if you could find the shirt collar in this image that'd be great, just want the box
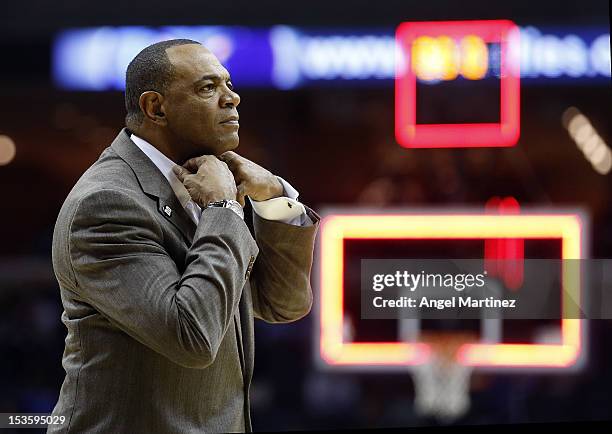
[130,133,193,209]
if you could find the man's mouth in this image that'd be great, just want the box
[220,116,239,125]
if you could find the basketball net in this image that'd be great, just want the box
[412,332,477,422]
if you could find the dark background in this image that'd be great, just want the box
[0,0,610,431]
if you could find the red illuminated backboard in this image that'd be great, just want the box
[395,20,521,148]
[316,211,586,371]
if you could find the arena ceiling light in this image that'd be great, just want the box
[562,106,612,175]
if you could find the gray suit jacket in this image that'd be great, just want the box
[48,129,319,433]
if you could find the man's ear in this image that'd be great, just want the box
[139,91,167,126]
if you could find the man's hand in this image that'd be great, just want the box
[172,156,238,208]
[218,151,283,206]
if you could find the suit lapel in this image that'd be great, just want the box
[155,189,196,243]
[110,128,196,243]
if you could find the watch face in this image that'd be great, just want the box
[208,200,227,207]
[206,200,243,219]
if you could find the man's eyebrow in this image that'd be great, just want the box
[194,73,232,85]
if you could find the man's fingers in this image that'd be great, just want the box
[183,156,216,173]
[219,151,239,162]
[218,151,241,170]
[182,157,202,173]
[172,165,188,182]
[236,183,247,207]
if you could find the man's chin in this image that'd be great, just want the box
[216,138,239,156]
[182,137,239,160]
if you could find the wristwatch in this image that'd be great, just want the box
[204,199,244,219]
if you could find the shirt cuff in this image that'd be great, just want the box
[249,177,307,225]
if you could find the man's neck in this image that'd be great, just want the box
[131,128,182,164]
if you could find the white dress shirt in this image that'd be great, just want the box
[130,134,308,226]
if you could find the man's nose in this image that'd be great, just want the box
[220,88,240,107]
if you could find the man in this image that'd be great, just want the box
[48,39,319,433]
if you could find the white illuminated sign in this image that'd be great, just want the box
[53,25,611,90]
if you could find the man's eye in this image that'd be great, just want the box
[200,84,215,92]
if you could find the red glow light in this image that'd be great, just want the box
[395,20,521,148]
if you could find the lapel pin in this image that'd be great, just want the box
[163,205,172,217]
